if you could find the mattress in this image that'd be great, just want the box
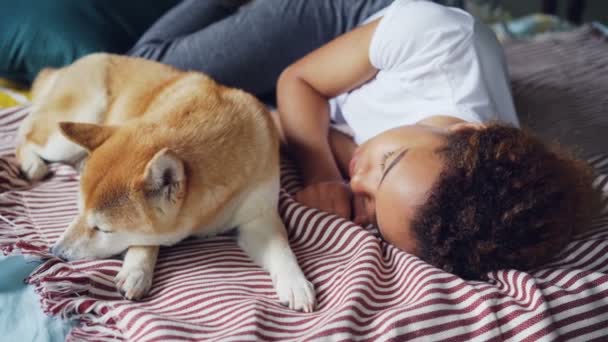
[1,27,608,341]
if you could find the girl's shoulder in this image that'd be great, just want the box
[381,0,473,32]
[370,0,475,71]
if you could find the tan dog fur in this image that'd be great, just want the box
[15,53,315,311]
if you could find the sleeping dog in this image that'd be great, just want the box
[15,53,315,312]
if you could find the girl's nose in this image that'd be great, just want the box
[350,170,377,198]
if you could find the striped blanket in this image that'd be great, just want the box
[1,27,608,341]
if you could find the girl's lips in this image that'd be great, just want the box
[352,194,376,227]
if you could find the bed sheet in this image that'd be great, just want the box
[0,26,607,342]
[0,255,74,341]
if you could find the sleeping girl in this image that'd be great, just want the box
[130,0,595,279]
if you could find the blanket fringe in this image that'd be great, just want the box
[0,192,46,256]
[26,259,125,340]
[67,321,124,342]
[1,238,48,256]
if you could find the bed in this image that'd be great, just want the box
[1,26,607,341]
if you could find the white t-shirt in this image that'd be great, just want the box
[329,0,519,144]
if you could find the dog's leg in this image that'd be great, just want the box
[238,213,316,312]
[15,143,49,181]
[114,245,159,300]
[16,136,88,181]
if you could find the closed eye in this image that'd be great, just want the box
[93,226,111,233]
[379,148,409,188]
[381,150,398,171]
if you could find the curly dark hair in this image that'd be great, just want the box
[410,124,596,280]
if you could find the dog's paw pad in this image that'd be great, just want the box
[114,267,153,301]
[275,274,316,312]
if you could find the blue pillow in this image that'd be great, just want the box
[0,0,179,83]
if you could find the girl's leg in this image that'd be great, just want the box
[129,0,393,99]
[129,0,245,60]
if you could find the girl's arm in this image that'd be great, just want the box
[276,20,380,219]
[276,19,380,219]
[277,19,379,185]
[328,128,358,179]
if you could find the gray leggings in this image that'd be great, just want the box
[128,0,393,103]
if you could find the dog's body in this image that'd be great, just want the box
[15,53,315,311]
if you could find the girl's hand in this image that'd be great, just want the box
[295,181,352,220]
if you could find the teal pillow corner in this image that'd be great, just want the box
[0,0,179,84]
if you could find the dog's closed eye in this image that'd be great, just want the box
[93,226,112,233]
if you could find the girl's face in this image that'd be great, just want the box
[349,123,453,254]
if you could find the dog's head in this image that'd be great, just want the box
[50,122,188,260]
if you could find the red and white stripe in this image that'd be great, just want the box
[1,103,608,341]
[3,27,608,341]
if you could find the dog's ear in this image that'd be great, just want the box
[59,122,117,152]
[142,148,186,205]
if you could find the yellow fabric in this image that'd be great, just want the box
[0,78,31,108]
[0,93,20,108]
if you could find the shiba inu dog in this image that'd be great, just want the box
[15,53,315,312]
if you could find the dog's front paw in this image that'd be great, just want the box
[274,273,316,312]
[21,155,48,181]
[114,266,153,301]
